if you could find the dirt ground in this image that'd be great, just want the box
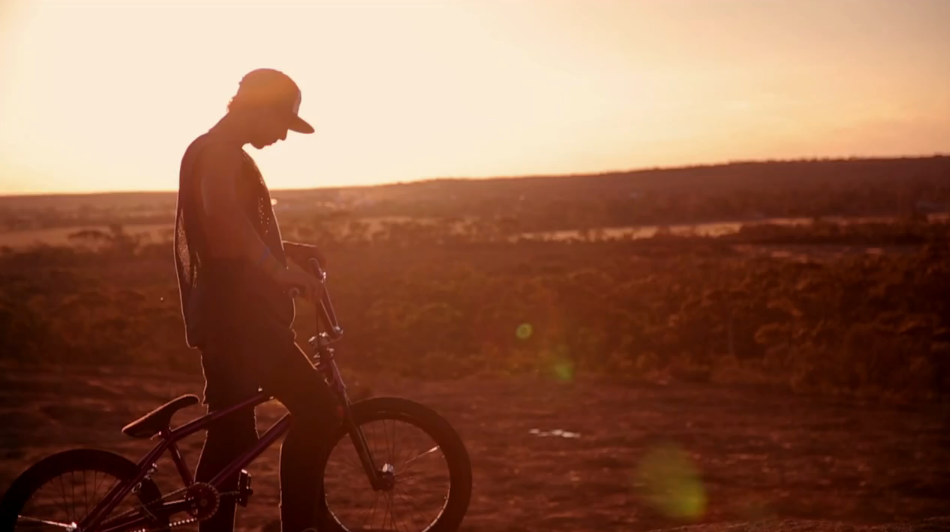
[1,365,948,532]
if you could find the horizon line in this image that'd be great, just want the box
[2,152,947,199]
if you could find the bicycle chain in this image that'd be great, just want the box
[139,492,243,532]
[100,483,242,532]
[126,493,243,532]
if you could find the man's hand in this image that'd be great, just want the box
[283,241,327,270]
[274,267,325,302]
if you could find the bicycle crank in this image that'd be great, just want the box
[113,481,250,532]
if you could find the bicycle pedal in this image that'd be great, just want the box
[237,469,253,507]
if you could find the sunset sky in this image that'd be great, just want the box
[1,0,948,195]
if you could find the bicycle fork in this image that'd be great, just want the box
[338,399,396,492]
[316,349,392,492]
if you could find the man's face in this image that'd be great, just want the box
[248,108,290,149]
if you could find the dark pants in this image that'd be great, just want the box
[194,315,339,532]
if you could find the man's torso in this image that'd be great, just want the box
[175,133,294,349]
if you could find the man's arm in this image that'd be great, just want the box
[283,241,327,271]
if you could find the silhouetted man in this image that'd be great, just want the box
[175,68,333,532]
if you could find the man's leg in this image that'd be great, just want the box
[194,351,260,532]
[264,342,340,532]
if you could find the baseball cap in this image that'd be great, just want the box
[230,68,314,134]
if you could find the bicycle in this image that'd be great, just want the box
[0,259,473,532]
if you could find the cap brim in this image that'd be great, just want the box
[288,115,314,134]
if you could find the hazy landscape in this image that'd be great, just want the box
[2,156,950,531]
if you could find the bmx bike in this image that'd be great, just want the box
[0,259,472,532]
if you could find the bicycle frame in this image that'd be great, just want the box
[77,258,381,532]
[81,392,285,532]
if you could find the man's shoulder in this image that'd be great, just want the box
[181,134,243,173]
[182,132,212,157]
[183,132,225,158]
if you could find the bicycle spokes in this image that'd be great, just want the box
[325,418,451,531]
[15,470,125,531]
[14,515,78,531]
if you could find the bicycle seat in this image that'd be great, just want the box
[122,394,200,438]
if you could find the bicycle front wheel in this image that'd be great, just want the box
[316,397,472,532]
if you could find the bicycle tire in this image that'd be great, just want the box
[0,448,167,531]
[315,397,472,532]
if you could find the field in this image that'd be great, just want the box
[2,366,948,532]
[2,157,950,531]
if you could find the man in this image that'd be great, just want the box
[174,68,335,532]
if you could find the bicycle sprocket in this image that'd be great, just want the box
[184,482,220,522]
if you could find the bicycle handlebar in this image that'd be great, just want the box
[307,258,344,340]
[287,257,343,340]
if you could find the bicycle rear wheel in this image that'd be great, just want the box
[316,397,472,532]
[0,449,167,532]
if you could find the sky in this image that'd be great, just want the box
[0,0,948,195]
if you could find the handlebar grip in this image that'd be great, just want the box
[307,257,326,280]
[288,259,324,300]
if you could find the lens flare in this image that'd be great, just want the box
[634,444,706,520]
[552,359,574,381]
[516,323,533,340]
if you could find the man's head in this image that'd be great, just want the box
[227,68,314,149]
